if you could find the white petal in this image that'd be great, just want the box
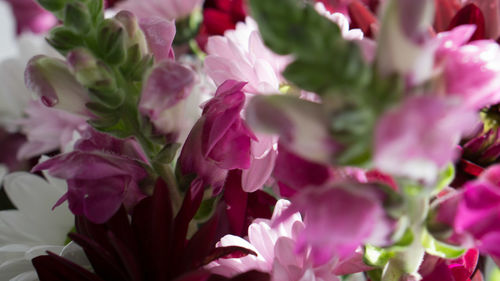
[3,172,73,232]
[0,258,33,281]
[9,271,38,281]
[0,211,66,245]
[60,242,90,268]
[25,245,63,260]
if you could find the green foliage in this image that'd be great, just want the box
[249,0,404,166]
[249,0,370,95]
[421,229,465,259]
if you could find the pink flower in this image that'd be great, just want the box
[433,165,500,264]
[374,96,477,183]
[207,199,372,281]
[4,0,57,35]
[139,60,195,138]
[139,17,176,62]
[204,17,290,94]
[276,184,395,265]
[17,101,88,159]
[419,249,480,281]
[178,80,256,191]
[32,129,148,224]
[454,165,500,261]
[436,25,500,109]
[116,0,203,20]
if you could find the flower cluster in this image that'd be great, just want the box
[0,0,500,281]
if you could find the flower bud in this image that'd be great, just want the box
[114,10,148,55]
[25,55,92,117]
[67,48,123,109]
[46,26,83,53]
[64,2,92,34]
[97,19,127,65]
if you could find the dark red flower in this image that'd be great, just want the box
[196,0,247,49]
[32,179,269,281]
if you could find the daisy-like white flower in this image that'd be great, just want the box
[0,165,76,281]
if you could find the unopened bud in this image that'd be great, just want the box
[64,2,92,34]
[97,19,127,65]
[114,11,148,55]
[46,26,83,53]
[67,48,123,109]
[24,55,91,117]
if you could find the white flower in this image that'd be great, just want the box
[0,166,76,281]
[314,3,364,40]
[0,32,59,132]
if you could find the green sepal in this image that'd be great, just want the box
[89,117,133,138]
[97,19,127,65]
[432,164,455,196]
[366,269,383,281]
[64,2,92,34]
[89,88,125,109]
[86,0,104,24]
[387,228,414,251]
[37,0,66,12]
[173,8,203,45]
[46,26,83,54]
[421,229,466,259]
[154,143,181,164]
[194,194,220,223]
[363,245,395,268]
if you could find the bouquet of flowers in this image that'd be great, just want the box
[0,0,500,280]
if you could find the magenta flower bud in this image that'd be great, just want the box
[32,129,148,224]
[139,60,195,137]
[179,80,257,191]
[24,55,92,117]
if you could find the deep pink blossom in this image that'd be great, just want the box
[4,0,57,35]
[178,80,256,191]
[32,129,148,224]
[434,165,500,264]
[419,249,480,281]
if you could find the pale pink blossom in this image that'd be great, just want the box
[17,101,87,159]
[205,17,290,94]
[207,199,372,281]
[116,0,203,20]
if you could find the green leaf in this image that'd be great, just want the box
[489,265,500,281]
[364,245,394,267]
[38,0,66,12]
[249,0,370,96]
[432,164,455,196]
[421,229,465,259]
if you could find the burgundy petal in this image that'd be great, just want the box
[448,4,486,41]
